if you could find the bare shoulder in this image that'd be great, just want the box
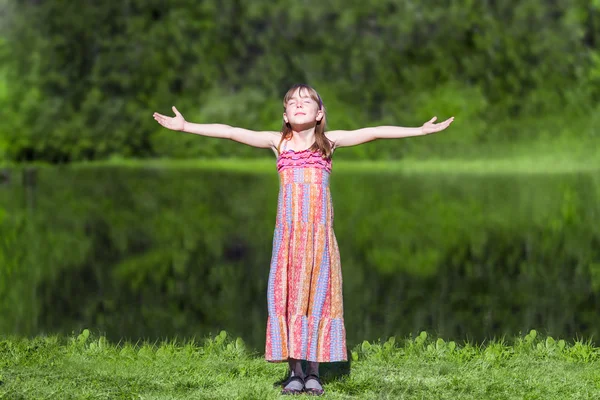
[263,130,282,144]
[325,130,344,150]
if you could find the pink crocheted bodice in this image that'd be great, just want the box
[276,149,332,173]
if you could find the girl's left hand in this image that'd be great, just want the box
[421,116,455,135]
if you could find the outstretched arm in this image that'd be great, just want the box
[153,106,280,149]
[326,116,454,149]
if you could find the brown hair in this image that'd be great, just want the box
[277,84,334,159]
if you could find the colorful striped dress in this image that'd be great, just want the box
[265,144,347,363]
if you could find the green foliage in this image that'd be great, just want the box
[1,1,599,162]
[349,329,600,365]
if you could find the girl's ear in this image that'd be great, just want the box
[283,112,289,124]
[316,109,324,122]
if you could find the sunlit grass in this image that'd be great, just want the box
[2,329,600,399]
[2,131,599,175]
[8,152,597,176]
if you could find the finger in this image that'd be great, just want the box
[433,121,450,131]
[429,116,437,123]
[156,116,170,126]
[433,119,453,129]
[172,106,181,117]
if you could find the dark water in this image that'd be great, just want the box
[1,166,600,352]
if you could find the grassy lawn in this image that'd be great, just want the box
[6,153,597,177]
[3,133,600,175]
[1,330,600,399]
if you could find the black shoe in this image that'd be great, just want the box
[304,374,324,396]
[281,375,305,395]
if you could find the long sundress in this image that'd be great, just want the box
[265,145,347,363]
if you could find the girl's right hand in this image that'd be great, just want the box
[153,106,186,131]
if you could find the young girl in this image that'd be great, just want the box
[153,84,454,395]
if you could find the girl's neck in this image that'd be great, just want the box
[288,127,315,148]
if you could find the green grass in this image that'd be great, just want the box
[4,151,600,176]
[2,129,599,175]
[2,329,600,399]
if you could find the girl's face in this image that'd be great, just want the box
[283,88,323,128]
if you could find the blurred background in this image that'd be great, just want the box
[0,1,599,352]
